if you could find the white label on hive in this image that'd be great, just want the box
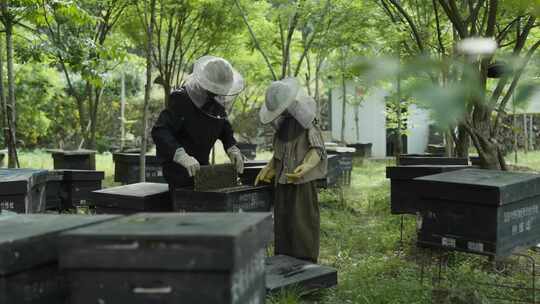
[441,237,456,248]
[512,224,518,235]
[0,201,14,210]
[503,204,539,223]
[467,241,484,252]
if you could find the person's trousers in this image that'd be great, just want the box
[274,181,320,263]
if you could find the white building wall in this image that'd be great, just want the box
[330,81,430,157]
[406,104,430,154]
[331,83,387,157]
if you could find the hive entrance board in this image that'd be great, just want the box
[194,164,238,191]
[265,255,338,293]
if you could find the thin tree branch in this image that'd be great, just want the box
[233,0,277,80]
[388,0,425,52]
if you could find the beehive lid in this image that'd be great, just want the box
[61,170,104,181]
[93,183,168,198]
[414,168,540,205]
[91,183,170,210]
[0,169,48,195]
[386,165,471,180]
[59,213,273,271]
[47,149,96,156]
[112,153,159,164]
[398,156,469,166]
[0,214,119,276]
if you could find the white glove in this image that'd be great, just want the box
[227,146,244,174]
[173,148,200,177]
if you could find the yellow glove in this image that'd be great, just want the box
[286,149,321,183]
[255,159,275,186]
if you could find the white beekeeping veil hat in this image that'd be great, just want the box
[186,56,244,108]
[260,77,316,129]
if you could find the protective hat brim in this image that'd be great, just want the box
[192,56,245,96]
[259,78,302,125]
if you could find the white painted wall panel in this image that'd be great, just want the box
[407,104,430,154]
[330,83,387,157]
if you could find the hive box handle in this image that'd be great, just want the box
[132,286,173,295]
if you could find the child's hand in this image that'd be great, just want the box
[255,164,276,186]
[286,149,321,183]
[286,164,308,183]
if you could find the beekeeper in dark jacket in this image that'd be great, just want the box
[151,56,245,188]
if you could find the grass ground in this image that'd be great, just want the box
[13,149,540,303]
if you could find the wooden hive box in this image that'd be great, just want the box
[0,214,118,304]
[317,154,341,189]
[347,143,372,158]
[398,155,469,166]
[265,255,337,294]
[60,170,104,209]
[58,213,273,304]
[49,149,96,171]
[112,153,165,185]
[414,169,540,258]
[0,169,48,214]
[386,165,470,215]
[173,185,273,212]
[327,147,355,186]
[244,160,269,168]
[45,170,64,211]
[240,166,265,186]
[91,182,171,214]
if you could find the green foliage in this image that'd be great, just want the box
[14,62,66,147]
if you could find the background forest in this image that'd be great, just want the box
[1,0,540,169]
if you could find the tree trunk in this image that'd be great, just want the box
[140,0,157,182]
[354,104,360,142]
[163,82,171,108]
[87,87,103,149]
[524,114,528,154]
[474,135,502,170]
[5,23,17,168]
[529,115,534,150]
[395,47,403,156]
[454,124,470,158]
[445,130,454,157]
[340,72,346,143]
[513,114,518,164]
[0,32,8,166]
[314,63,321,119]
[120,72,126,151]
[468,103,505,170]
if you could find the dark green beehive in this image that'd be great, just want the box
[49,149,96,171]
[0,169,48,214]
[0,214,118,304]
[58,213,272,304]
[398,155,469,166]
[414,169,540,258]
[91,182,171,214]
[386,165,470,214]
[60,170,104,209]
[112,153,165,185]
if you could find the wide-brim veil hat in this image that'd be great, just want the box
[260,77,301,124]
[191,55,244,96]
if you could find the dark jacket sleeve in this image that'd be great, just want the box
[151,108,183,162]
[219,118,237,151]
